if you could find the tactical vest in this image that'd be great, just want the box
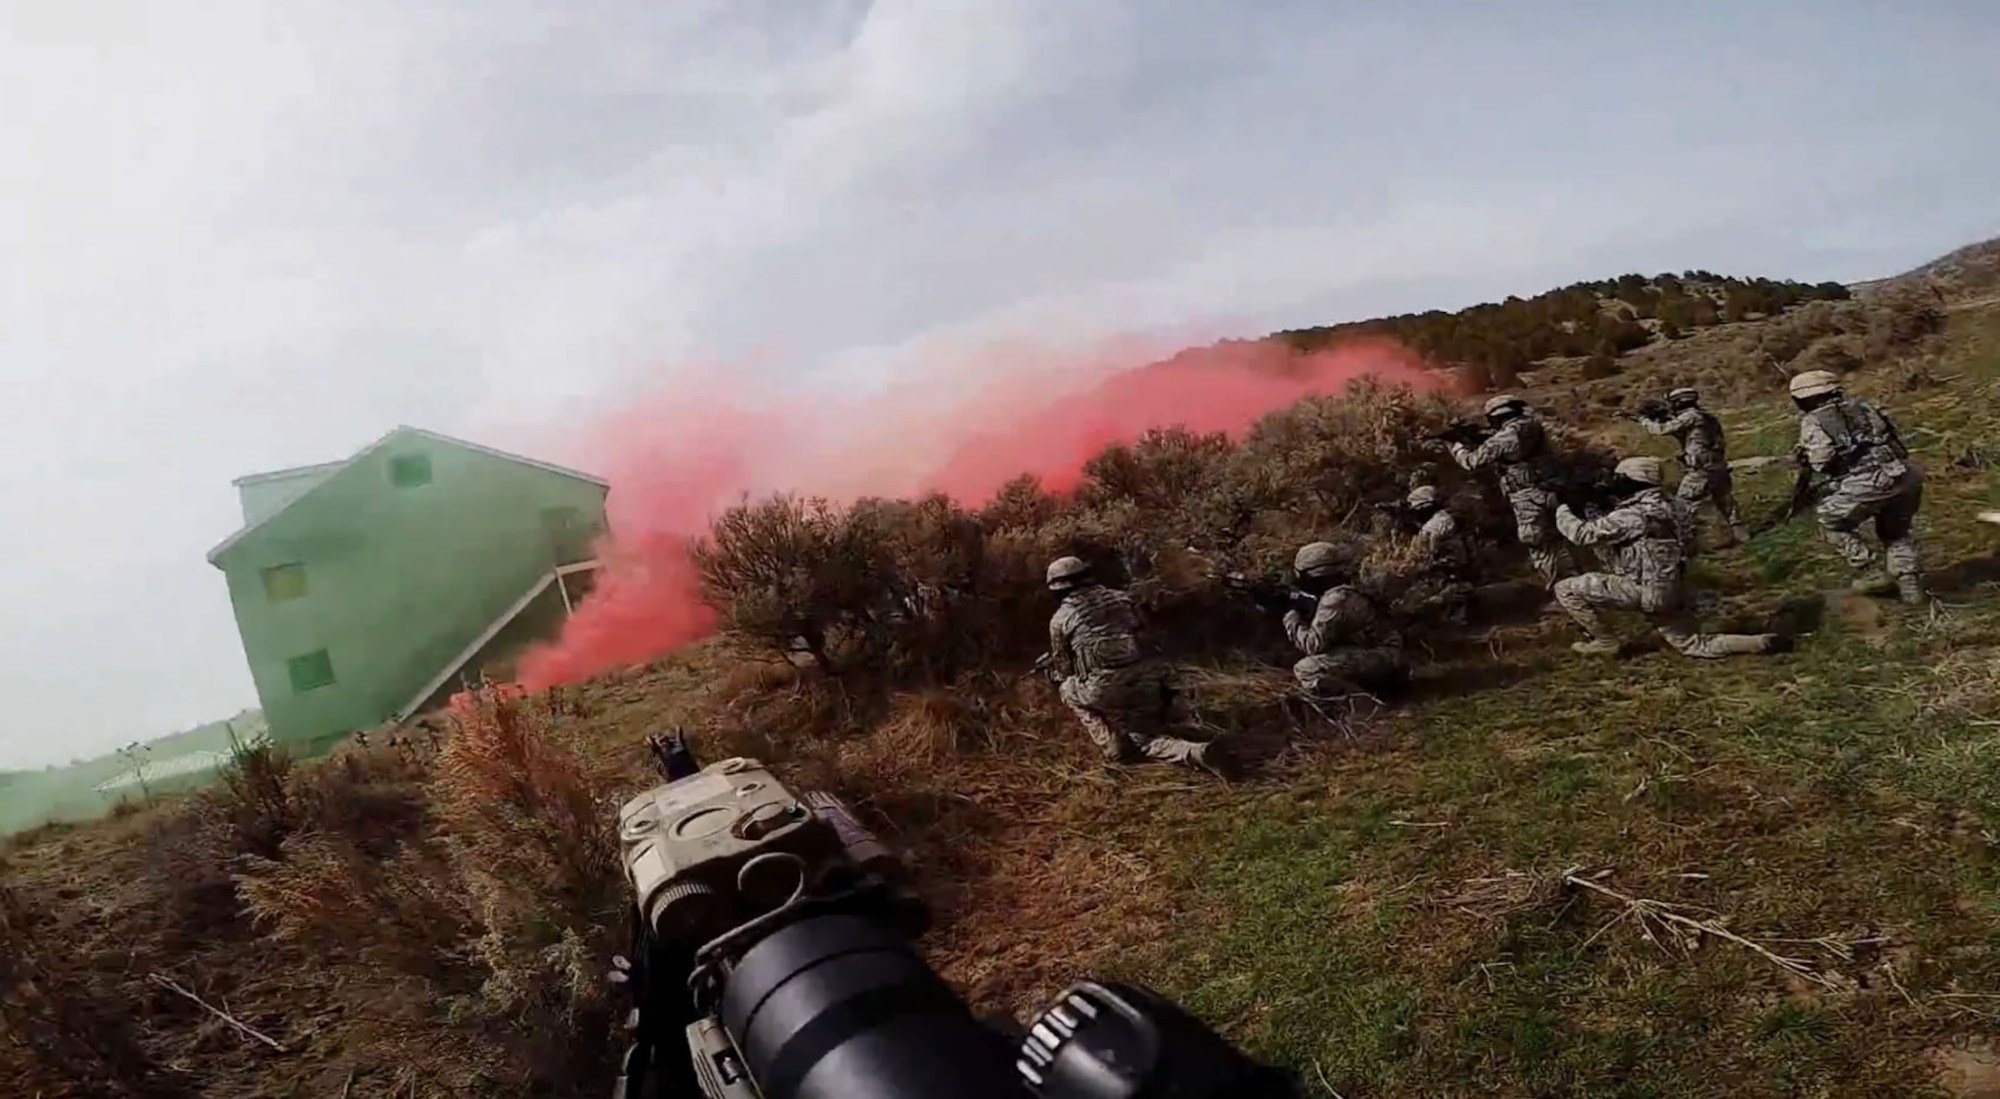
[1681,410,1725,469]
[1604,491,1687,596]
[1497,416,1563,493]
[1327,585,1402,650]
[1058,587,1143,673]
[1810,398,1908,474]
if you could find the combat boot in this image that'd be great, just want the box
[1728,523,1752,546]
[1189,740,1240,780]
[1850,570,1898,597]
[1570,639,1621,656]
[1896,573,1927,606]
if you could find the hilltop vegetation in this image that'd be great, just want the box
[4,243,1998,1098]
[1277,271,1856,387]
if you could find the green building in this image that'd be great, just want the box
[208,426,610,749]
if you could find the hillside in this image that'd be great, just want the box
[6,246,1999,1098]
[1853,236,2000,304]
[0,711,266,836]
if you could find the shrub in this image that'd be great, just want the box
[686,378,1591,685]
[0,879,190,1098]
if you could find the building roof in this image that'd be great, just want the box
[231,460,348,488]
[206,425,610,566]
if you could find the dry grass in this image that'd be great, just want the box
[4,267,1999,1097]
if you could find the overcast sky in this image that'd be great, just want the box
[2,0,1995,767]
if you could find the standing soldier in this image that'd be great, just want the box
[1785,370,1927,604]
[1044,557,1222,772]
[1284,542,1411,697]
[1637,386,1750,546]
[1552,457,1783,658]
[1444,394,1570,588]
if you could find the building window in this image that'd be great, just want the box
[287,649,336,694]
[261,563,309,603]
[389,452,432,488]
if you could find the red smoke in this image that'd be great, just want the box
[515,336,1438,688]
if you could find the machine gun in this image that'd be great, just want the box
[1425,418,1489,447]
[1632,398,1670,423]
[1750,449,1820,537]
[1217,572,1316,616]
[610,740,1298,1099]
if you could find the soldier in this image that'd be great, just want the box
[1405,485,1471,575]
[1637,386,1750,546]
[1285,541,1410,697]
[1044,556,1220,771]
[1445,394,1570,587]
[1786,370,1927,604]
[1398,484,1475,623]
[1552,456,1783,658]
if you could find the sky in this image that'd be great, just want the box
[2,0,1997,767]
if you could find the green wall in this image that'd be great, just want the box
[214,433,608,745]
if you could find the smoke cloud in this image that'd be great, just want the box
[515,334,1440,688]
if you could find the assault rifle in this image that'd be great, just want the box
[1015,651,1057,687]
[1426,418,1489,447]
[1552,464,1639,522]
[1751,449,1820,536]
[1632,398,1669,423]
[1217,572,1316,616]
[609,739,1299,1099]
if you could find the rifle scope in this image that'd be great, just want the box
[613,744,1295,1099]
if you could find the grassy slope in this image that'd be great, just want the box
[7,291,1996,1098]
[1120,303,2000,1097]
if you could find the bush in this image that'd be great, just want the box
[686,378,1609,686]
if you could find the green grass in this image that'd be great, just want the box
[1121,307,2000,1097]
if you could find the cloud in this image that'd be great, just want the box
[1,0,1997,765]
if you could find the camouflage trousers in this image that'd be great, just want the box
[1677,466,1745,537]
[1816,463,1923,581]
[1553,573,1771,658]
[1507,486,1571,587]
[1293,647,1410,697]
[1058,664,1205,765]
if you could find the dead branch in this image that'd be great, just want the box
[1560,868,1844,990]
[147,973,287,1053]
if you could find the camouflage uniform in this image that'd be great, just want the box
[1048,585,1206,764]
[1553,478,1775,658]
[1285,586,1409,695]
[1414,507,1470,573]
[1449,413,1568,585]
[1406,502,1475,621]
[1797,395,1924,600]
[1641,404,1747,541]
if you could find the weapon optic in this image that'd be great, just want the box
[610,740,1298,1099]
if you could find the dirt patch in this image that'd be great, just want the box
[1930,1040,2000,1099]
[1828,592,1894,645]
